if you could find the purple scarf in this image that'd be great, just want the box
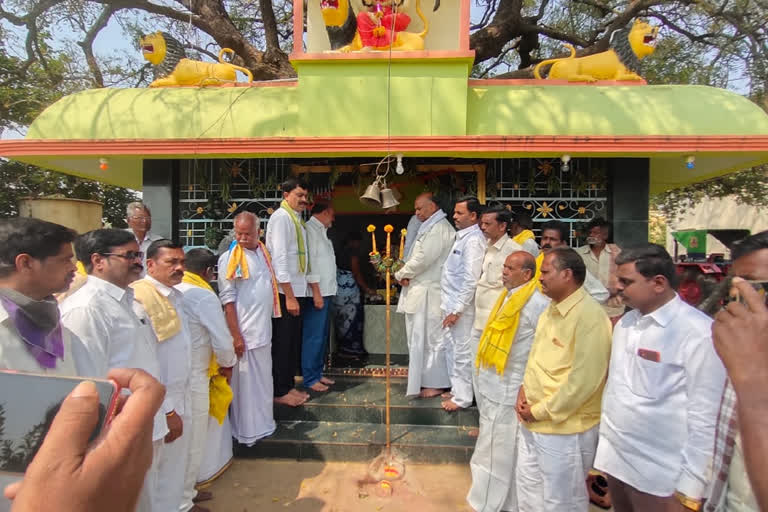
[0,292,64,369]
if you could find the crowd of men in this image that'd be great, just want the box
[0,182,767,512]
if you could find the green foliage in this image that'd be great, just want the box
[651,166,768,222]
[0,160,140,227]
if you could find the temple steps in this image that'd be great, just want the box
[234,376,479,463]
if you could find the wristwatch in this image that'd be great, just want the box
[674,491,702,511]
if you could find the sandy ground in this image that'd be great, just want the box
[201,459,609,511]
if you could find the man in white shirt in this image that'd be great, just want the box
[302,201,337,392]
[576,218,625,320]
[468,251,549,512]
[220,212,281,440]
[705,230,768,512]
[125,201,162,274]
[266,178,312,406]
[594,244,726,512]
[61,228,173,512]
[394,193,455,398]
[176,248,238,512]
[131,240,193,512]
[440,196,487,412]
[471,207,522,358]
[539,220,609,303]
[0,218,81,512]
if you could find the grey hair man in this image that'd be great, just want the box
[125,201,162,274]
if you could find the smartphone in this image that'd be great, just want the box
[0,371,119,475]
[725,279,768,306]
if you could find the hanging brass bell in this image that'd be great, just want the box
[380,187,400,209]
[360,181,382,207]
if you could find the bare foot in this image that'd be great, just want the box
[320,377,335,385]
[441,399,461,412]
[309,381,329,392]
[467,428,479,438]
[440,391,453,399]
[189,505,211,512]
[418,388,444,398]
[193,490,213,503]
[274,393,306,407]
[288,388,310,400]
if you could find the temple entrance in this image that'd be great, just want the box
[177,156,608,376]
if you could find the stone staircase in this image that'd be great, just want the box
[234,376,479,463]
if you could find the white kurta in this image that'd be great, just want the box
[394,212,455,396]
[594,295,726,498]
[305,216,337,297]
[175,282,237,512]
[0,301,79,512]
[473,234,523,331]
[218,247,277,444]
[468,287,549,512]
[132,276,193,512]
[265,207,310,297]
[440,223,486,408]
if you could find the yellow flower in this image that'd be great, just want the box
[537,201,554,217]
[401,228,407,235]
[367,225,376,232]
[384,225,394,233]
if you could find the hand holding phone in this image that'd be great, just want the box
[4,368,165,512]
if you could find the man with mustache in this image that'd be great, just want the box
[61,229,172,512]
[266,178,313,406]
[576,218,625,320]
[539,220,609,303]
[593,244,725,512]
[0,217,81,512]
[131,239,193,512]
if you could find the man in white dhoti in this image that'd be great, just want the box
[394,193,455,398]
[0,218,81,512]
[131,240,192,512]
[439,196,487,412]
[220,212,281,444]
[468,251,548,512]
[176,249,238,511]
[61,228,173,512]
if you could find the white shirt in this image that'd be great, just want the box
[520,238,539,258]
[304,216,337,297]
[440,223,487,315]
[133,276,192,416]
[126,229,162,276]
[584,269,610,303]
[60,275,170,441]
[476,286,549,405]
[266,207,310,297]
[176,282,237,374]
[577,243,624,317]
[594,295,726,499]
[473,234,523,330]
[218,246,275,350]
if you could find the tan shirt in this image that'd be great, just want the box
[473,234,523,331]
[576,243,625,317]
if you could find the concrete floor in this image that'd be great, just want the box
[202,459,609,511]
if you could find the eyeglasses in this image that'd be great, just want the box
[101,251,144,260]
[129,216,151,222]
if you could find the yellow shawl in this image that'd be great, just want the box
[534,252,544,291]
[475,278,538,375]
[224,240,282,318]
[181,271,233,425]
[130,279,181,342]
[513,229,536,245]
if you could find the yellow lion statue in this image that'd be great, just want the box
[534,19,659,82]
[140,32,253,87]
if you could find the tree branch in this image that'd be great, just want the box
[77,4,118,87]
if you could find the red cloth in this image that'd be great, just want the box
[356,7,411,48]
